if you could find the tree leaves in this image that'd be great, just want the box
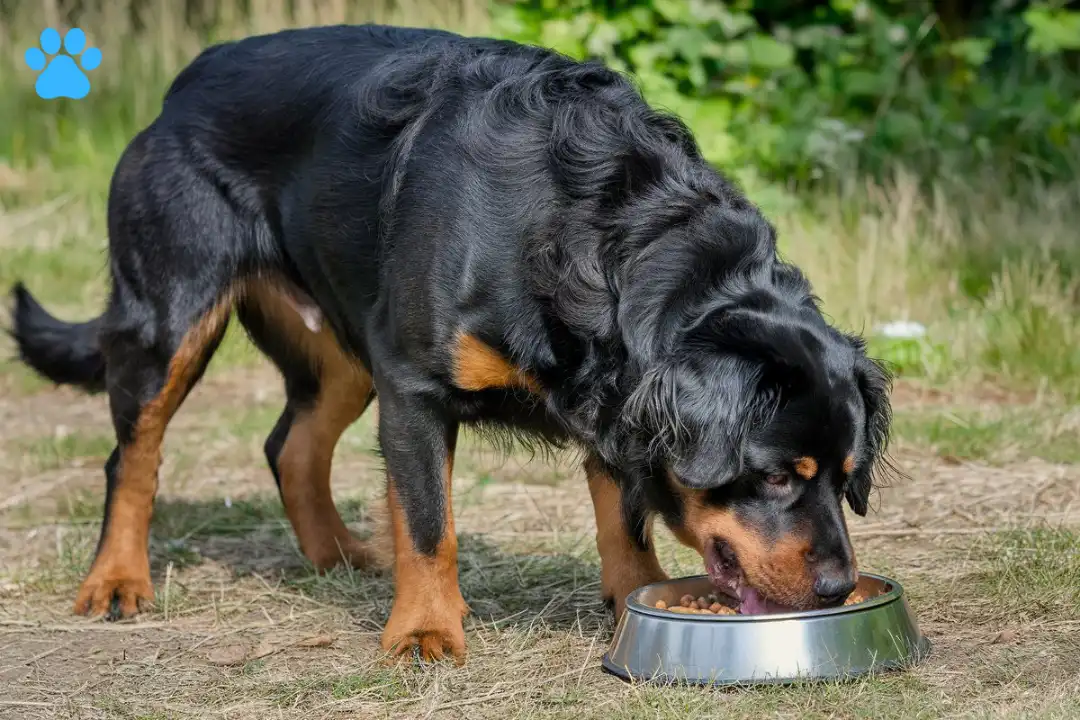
[492,0,1079,182]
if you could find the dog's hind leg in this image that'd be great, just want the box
[239,280,376,571]
[76,291,232,619]
[74,133,246,619]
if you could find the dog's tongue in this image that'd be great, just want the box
[735,587,792,615]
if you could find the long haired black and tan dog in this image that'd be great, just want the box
[10,25,892,662]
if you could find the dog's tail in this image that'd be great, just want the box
[9,283,107,393]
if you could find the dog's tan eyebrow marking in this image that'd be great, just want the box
[843,454,855,474]
[794,457,818,480]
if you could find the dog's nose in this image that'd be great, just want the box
[813,567,857,606]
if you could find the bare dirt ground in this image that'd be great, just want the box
[1,361,1078,719]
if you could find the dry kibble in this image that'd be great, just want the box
[656,585,878,615]
[655,598,738,616]
[667,606,698,614]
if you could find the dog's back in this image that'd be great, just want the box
[164,25,458,113]
[150,26,462,207]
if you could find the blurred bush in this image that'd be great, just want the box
[493,0,1080,185]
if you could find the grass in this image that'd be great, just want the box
[16,431,114,472]
[979,529,1080,620]
[7,474,1080,718]
[0,363,1078,717]
[892,405,1080,465]
[773,172,1080,399]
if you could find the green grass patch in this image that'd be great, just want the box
[266,667,410,707]
[0,242,107,310]
[59,488,108,523]
[868,336,952,381]
[598,673,940,720]
[330,669,410,701]
[977,529,1080,621]
[206,322,267,369]
[892,406,1080,464]
[18,431,114,472]
[0,359,56,395]
[149,495,365,541]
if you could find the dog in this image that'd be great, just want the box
[9,24,893,663]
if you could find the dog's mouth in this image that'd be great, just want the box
[704,539,795,615]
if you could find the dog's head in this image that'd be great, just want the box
[616,211,893,613]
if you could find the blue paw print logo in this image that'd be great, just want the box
[25,28,102,100]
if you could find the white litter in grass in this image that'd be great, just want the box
[224,496,232,508]
[875,321,927,339]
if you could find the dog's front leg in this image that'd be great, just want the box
[585,458,668,619]
[377,389,468,663]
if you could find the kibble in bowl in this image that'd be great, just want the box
[652,578,880,616]
[654,592,738,615]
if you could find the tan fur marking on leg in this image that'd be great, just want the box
[586,458,667,618]
[244,279,374,570]
[381,458,468,663]
[75,297,232,618]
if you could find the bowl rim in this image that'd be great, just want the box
[626,571,905,622]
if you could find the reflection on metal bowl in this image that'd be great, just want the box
[602,573,930,685]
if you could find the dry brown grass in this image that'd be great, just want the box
[1,361,1079,719]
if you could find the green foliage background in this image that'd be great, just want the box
[494,0,1080,185]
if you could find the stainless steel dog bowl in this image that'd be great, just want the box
[603,572,929,685]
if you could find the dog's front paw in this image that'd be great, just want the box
[73,560,153,619]
[380,591,468,663]
[602,565,669,619]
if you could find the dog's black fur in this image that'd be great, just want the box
[10,24,892,658]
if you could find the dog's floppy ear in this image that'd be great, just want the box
[669,356,768,489]
[685,307,825,396]
[649,309,806,490]
[623,354,774,490]
[847,351,893,515]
